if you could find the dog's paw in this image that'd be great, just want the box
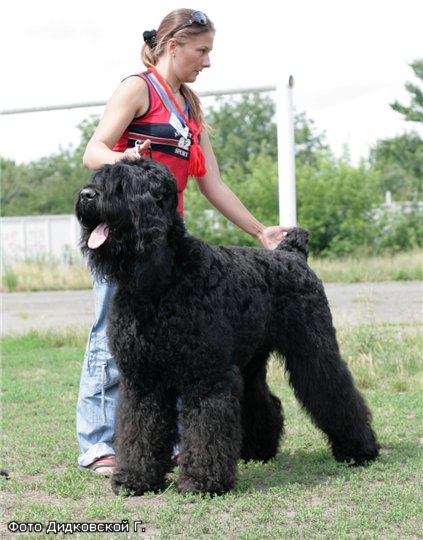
[111,474,164,497]
[332,442,380,466]
[177,475,233,496]
[111,479,134,497]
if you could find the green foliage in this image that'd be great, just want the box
[1,89,421,257]
[369,131,423,200]
[0,116,99,217]
[294,111,329,166]
[185,94,328,246]
[296,152,380,256]
[2,265,18,291]
[185,147,279,246]
[206,92,277,174]
[372,203,423,252]
[390,58,423,123]
[0,158,34,216]
[205,93,327,174]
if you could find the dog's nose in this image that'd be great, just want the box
[79,188,97,201]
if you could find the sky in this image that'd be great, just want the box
[1,0,422,166]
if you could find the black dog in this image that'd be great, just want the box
[76,159,379,495]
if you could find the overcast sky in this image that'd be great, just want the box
[1,0,422,165]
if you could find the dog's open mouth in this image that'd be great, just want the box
[88,223,110,249]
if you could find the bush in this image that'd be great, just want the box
[184,148,279,246]
[296,152,381,256]
[372,203,423,252]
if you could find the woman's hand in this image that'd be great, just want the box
[123,139,152,161]
[257,225,293,250]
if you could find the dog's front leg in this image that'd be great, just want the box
[111,381,177,496]
[177,367,243,495]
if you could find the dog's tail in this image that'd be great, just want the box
[276,227,309,260]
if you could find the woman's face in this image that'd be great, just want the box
[173,32,214,83]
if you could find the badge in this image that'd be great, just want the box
[169,112,189,139]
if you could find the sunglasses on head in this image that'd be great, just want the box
[172,11,208,35]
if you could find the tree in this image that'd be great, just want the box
[184,146,279,246]
[185,93,328,246]
[4,95,394,256]
[369,59,423,202]
[205,92,327,175]
[0,158,37,216]
[0,116,99,217]
[369,132,423,200]
[296,151,380,256]
[391,58,423,123]
[206,92,277,175]
[1,94,328,220]
[294,111,329,166]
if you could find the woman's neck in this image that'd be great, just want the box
[153,64,181,95]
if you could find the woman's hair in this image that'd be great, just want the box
[141,8,215,124]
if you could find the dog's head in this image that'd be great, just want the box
[75,158,181,280]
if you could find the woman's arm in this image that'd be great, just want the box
[195,130,291,249]
[83,77,151,170]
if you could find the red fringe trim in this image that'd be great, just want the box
[188,142,207,177]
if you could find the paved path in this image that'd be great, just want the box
[1,282,422,336]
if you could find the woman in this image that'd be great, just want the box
[77,8,291,475]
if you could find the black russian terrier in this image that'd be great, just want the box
[75,159,379,495]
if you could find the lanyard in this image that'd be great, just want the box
[145,71,187,131]
[147,66,203,140]
[146,66,207,177]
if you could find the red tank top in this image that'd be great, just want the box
[113,72,198,215]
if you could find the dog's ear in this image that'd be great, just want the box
[127,191,164,252]
[117,159,179,252]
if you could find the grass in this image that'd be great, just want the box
[1,259,92,293]
[1,249,422,292]
[1,324,422,539]
[309,249,423,283]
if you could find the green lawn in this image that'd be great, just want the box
[1,324,422,539]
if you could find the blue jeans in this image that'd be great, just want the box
[76,275,182,467]
[76,276,119,467]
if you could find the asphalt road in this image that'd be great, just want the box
[1,282,422,336]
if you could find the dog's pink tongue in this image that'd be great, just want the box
[88,224,109,249]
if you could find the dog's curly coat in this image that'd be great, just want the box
[76,159,379,495]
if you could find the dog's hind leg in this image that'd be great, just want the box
[280,312,379,465]
[240,356,284,462]
[177,366,243,495]
[111,383,177,496]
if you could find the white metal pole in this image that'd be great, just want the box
[276,76,296,226]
